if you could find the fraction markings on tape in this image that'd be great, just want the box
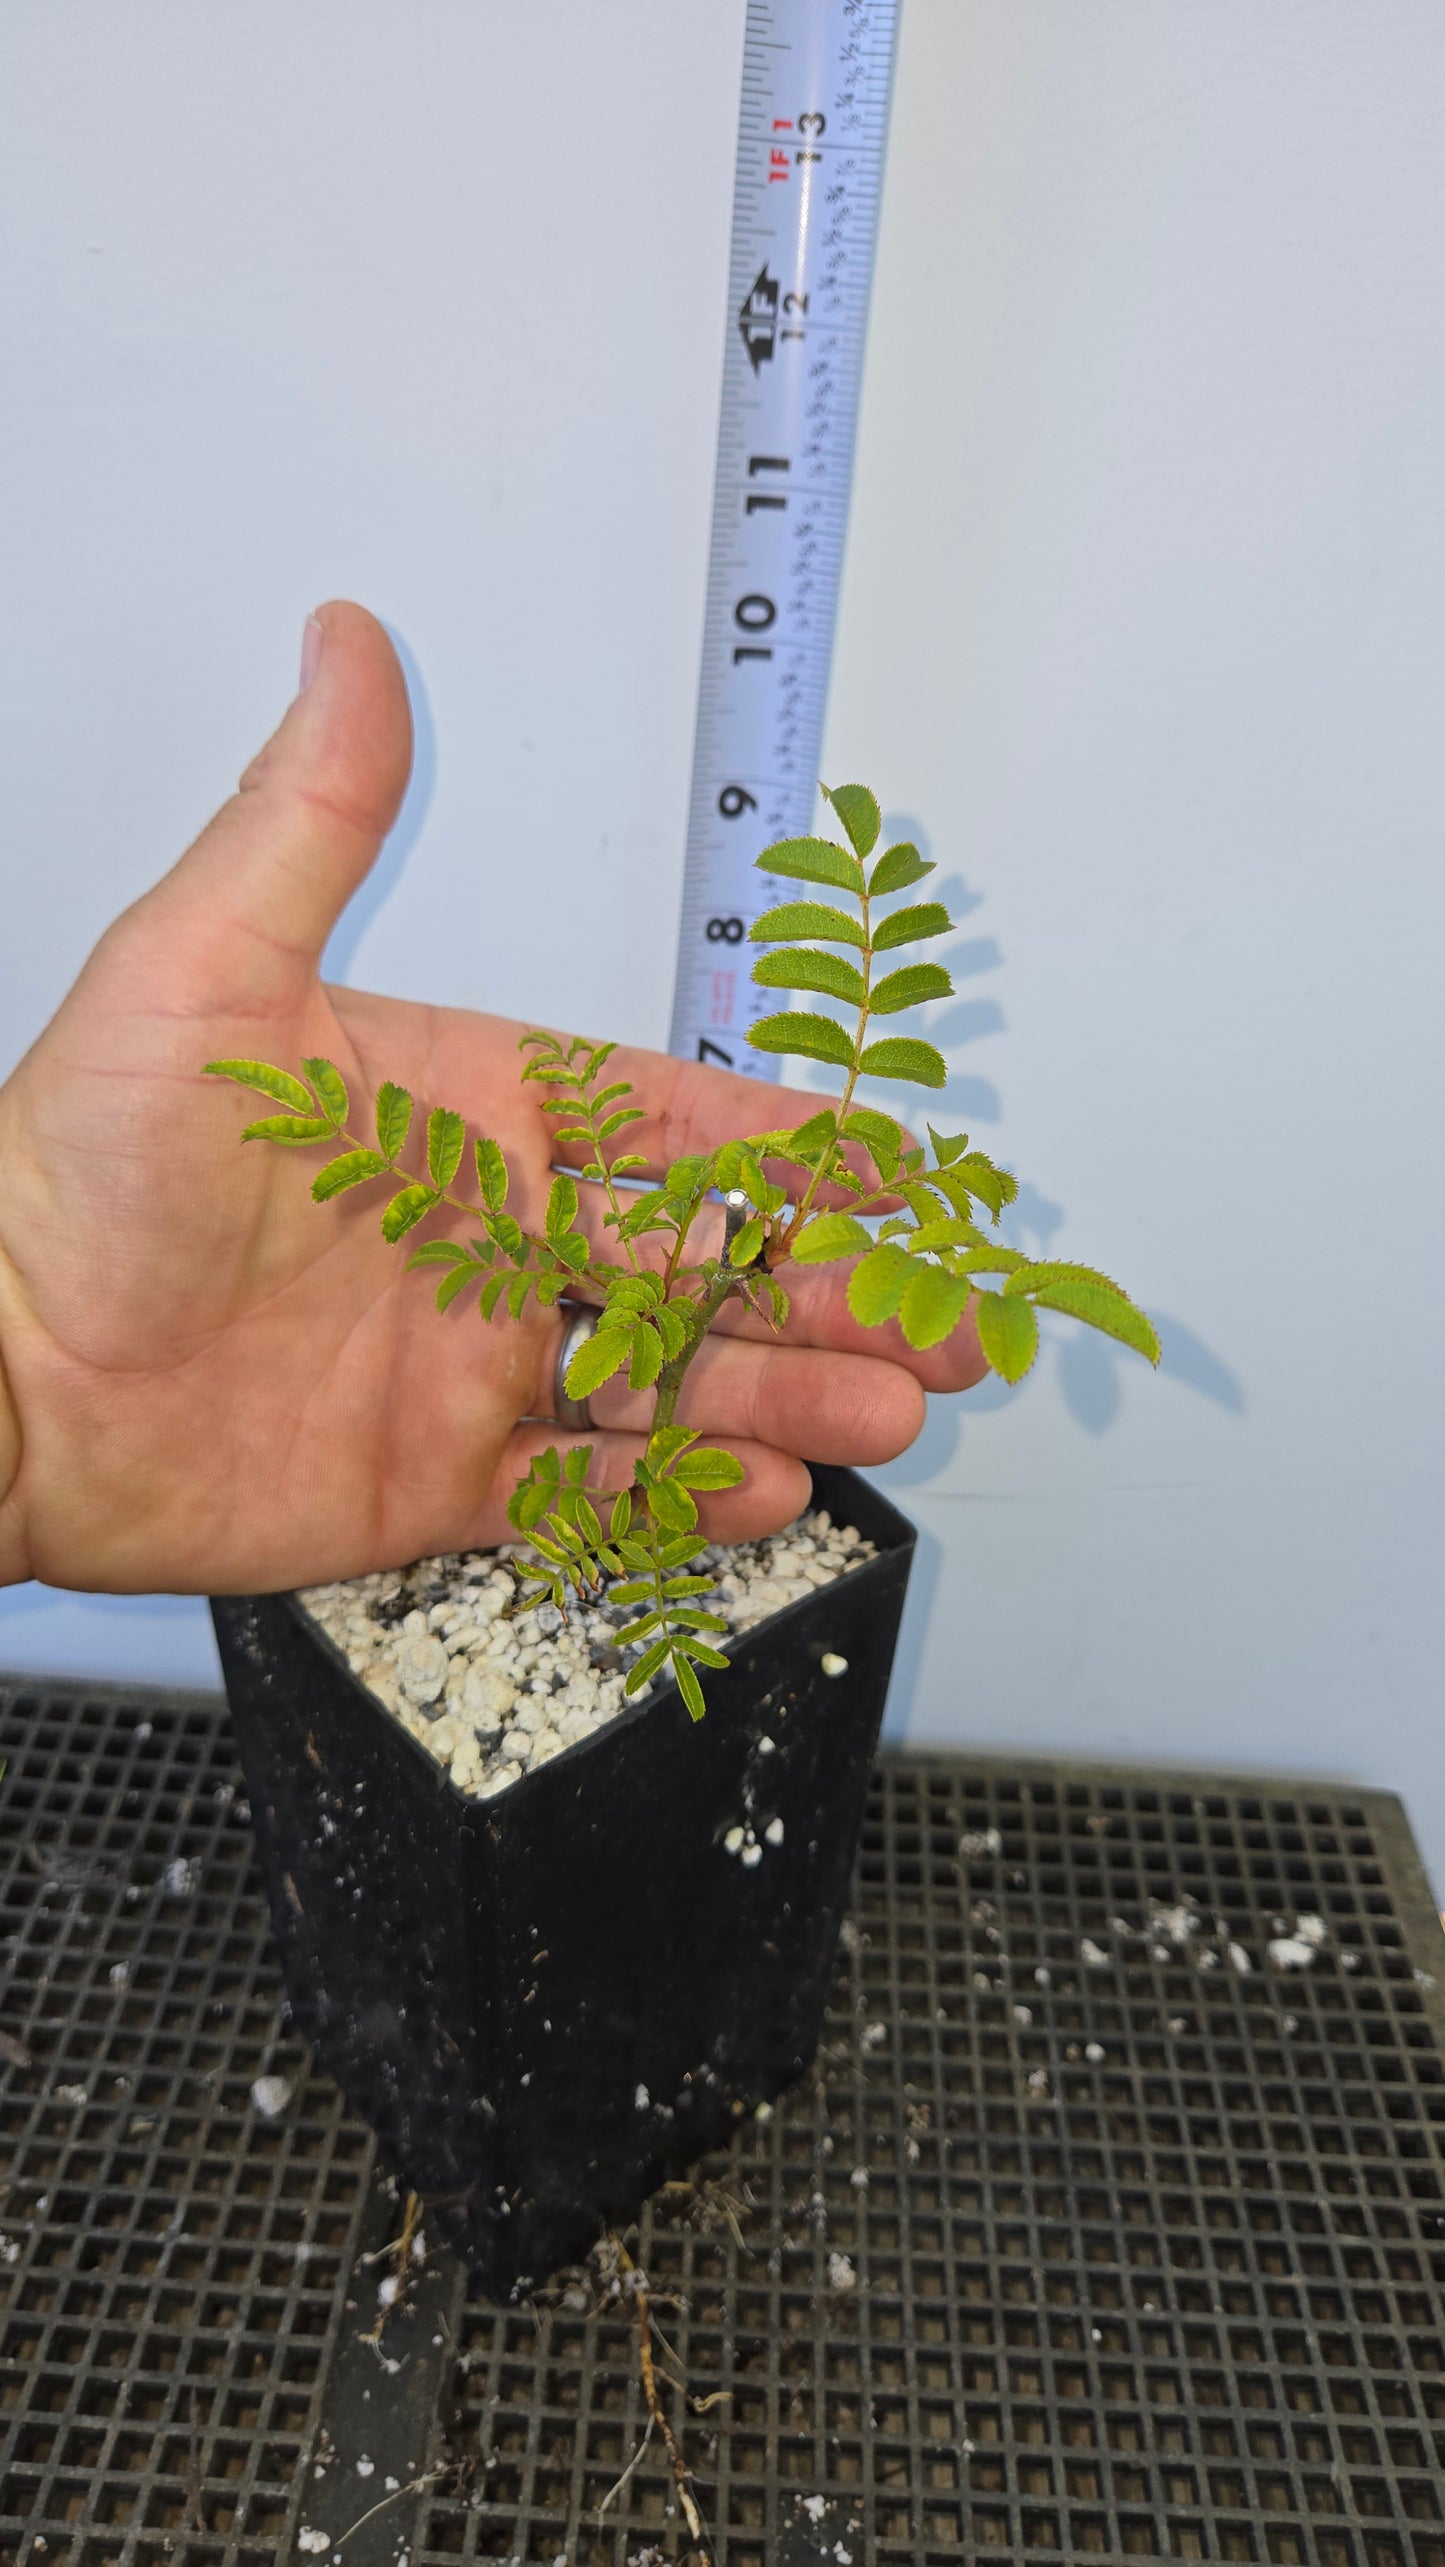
[668,0,900,1079]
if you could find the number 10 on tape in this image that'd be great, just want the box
[667,0,900,1078]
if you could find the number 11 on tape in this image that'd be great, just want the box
[667,0,900,1077]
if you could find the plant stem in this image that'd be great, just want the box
[774,865,875,1254]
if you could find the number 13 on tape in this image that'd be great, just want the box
[667,0,900,1078]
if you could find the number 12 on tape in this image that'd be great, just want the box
[668,0,899,1078]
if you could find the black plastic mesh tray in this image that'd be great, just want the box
[2,1675,1443,2567]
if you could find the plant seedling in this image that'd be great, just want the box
[206,785,1158,1718]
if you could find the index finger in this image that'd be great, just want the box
[543,1038,912,1193]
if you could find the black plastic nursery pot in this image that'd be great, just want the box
[210,1463,915,2300]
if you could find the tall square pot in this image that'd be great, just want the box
[210,1464,915,2298]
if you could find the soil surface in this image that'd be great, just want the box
[298,1507,877,1801]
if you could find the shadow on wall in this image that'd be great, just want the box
[854,809,1245,1478]
[320,622,437,986]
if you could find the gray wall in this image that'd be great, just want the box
[3,7,1442,1882]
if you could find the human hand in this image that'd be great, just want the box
[0,604,985,1596]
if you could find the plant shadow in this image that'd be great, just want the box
[861,812,1243,1478]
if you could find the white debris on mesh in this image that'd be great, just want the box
[1268,1915,1329,1970]
[251,2075,293,2118]
[1229,1942,1253,1975]
[297,2534,331,2555]
[959,1828,1002,1859]
[1080,1937,1111,1969]
[163,1858,197,1898]
[1148,1899,1200,1947]
[298,1508,876,1806]
[827,2252,857,2291]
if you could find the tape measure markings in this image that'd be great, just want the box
[668,0,900,1076]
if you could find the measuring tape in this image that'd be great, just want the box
[667,0,900,1079]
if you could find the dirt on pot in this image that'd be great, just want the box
[297,1506,877,1803]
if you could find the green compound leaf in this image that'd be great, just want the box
[728,1216,765,1269]
[749,1012,855,1069]
[300,1057,348,1128]
[869,962,955,1016]
[653,1301,690,1360]
[859,1037,947,1089]
[789,1211,874,1264]
[426,1107,466,1191]
[490,1211,527,1266]
[381,1183,437,1243]
[474,1136,508,1212]
[564,1325,633,1402]
[1008,1264,1160,1364]
[846,1241,914,1327]
[674,1655,706,1722]
[628,1324,664,1392]
[927,1125,970,1167]
[479,1272,511,1321]
[869,841,934,897]
[871,902,953,953]
[841,1106,905,1177]
[975,1287,1041,1383]
[507,1444,560,1532]
[900,1263,974,1352]
[312,1147,388,1202]
[751,948,867,1007]
[240,1114,336,1146]
[612,1615,663,1649]
[434,1260,481,1313]
[406,1239,471,1268]
[823,782,882,858]
[908,1216,980,1253]
[626,1638,674,1695]
[376,1081,413,1162]
[546,1172,579,1239]
[649,1477,700,1535]
[648,1424,700,1470]
[771,1108,838,1161]
[672,1445,746,1492]
[756,835,865,894]
[749,901,866,949]
[203,1059,317,1115]
[679,1638,730,1671]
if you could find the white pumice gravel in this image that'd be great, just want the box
[298,1507,875,1805]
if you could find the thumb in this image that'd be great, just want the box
[147,601,414,973]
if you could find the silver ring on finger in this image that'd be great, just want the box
[554,1304,600,1432]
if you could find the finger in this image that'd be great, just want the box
[709,1254,988,1393]
[135,601,413,996]
[585,1330,928,1466]
[463,1424,811,1549]
[559,1188,988,1395]
[540,1042,916,1193]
